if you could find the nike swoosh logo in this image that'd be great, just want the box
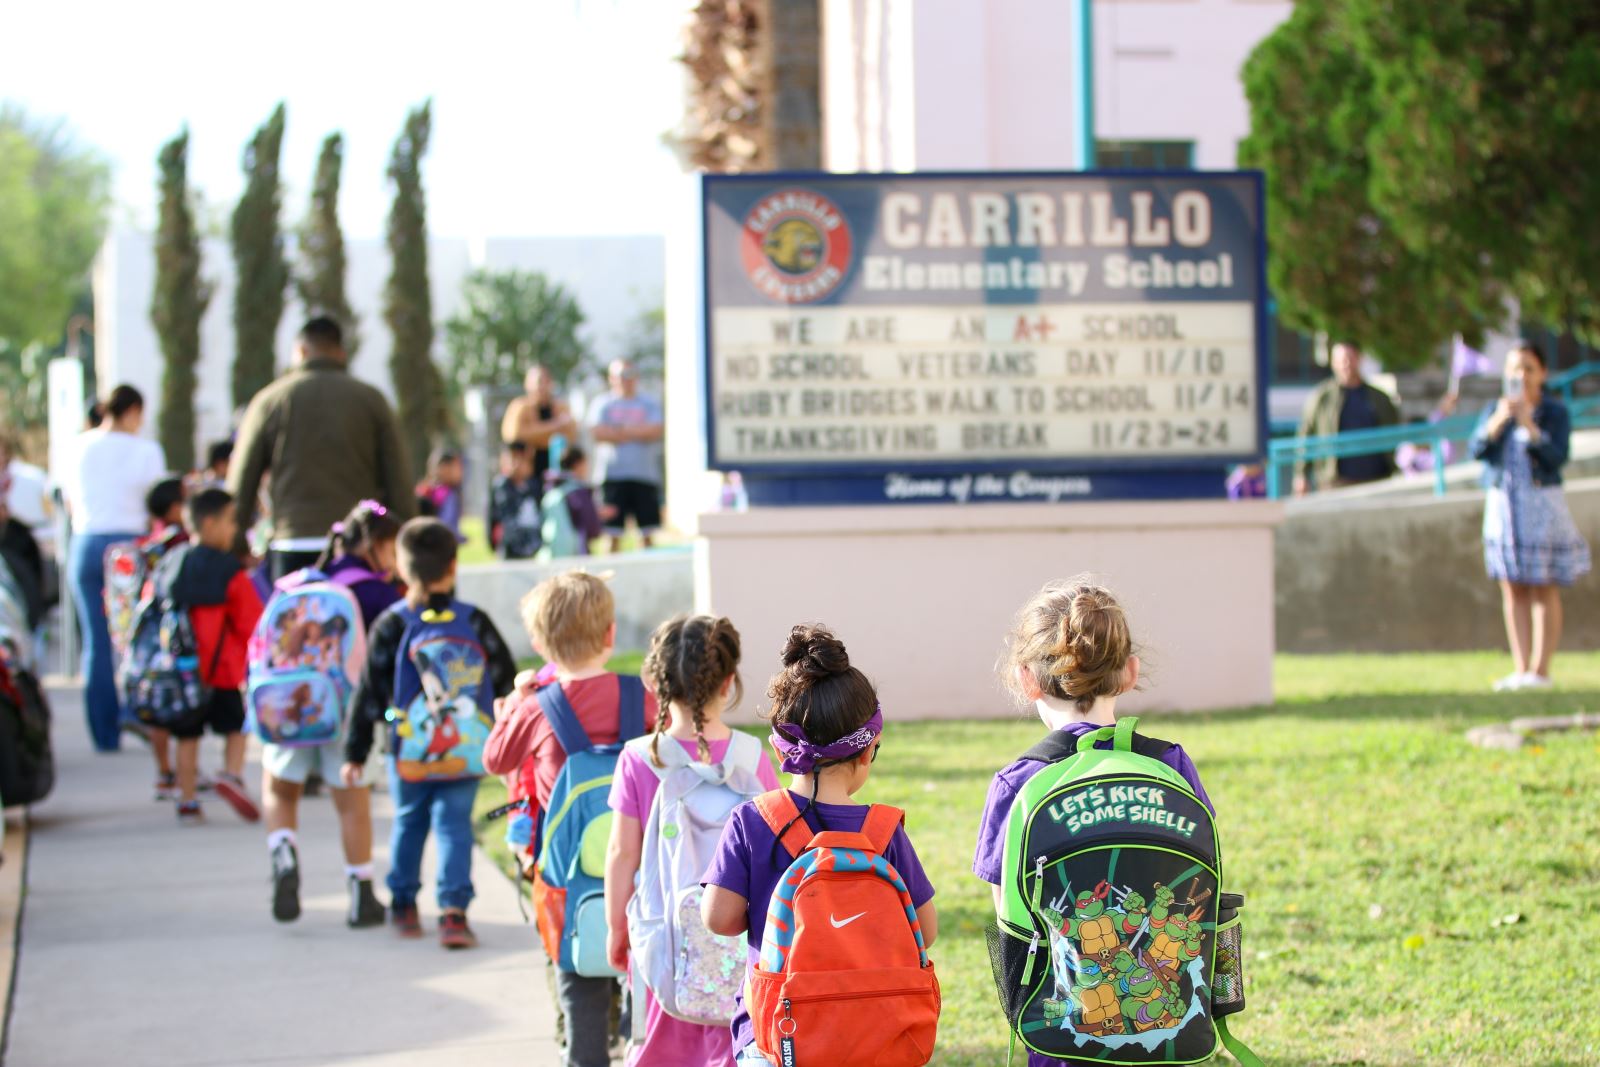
[829,911,868,929]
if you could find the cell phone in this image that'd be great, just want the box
[1504,376,1524,401]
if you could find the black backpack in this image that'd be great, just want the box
[0,655,54,808]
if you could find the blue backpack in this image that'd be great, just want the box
[536,481,584,562]
[532,677,645,976]
[385,601,495,783]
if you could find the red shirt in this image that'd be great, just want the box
[483,672,658,816]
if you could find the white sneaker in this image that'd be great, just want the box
[1521,673,1553,690]
[1493,673,1525,692]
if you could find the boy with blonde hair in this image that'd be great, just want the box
[485,571,657,1067]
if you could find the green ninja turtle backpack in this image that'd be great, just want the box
[988,717,1263,1066]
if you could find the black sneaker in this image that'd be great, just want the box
[154,772,177,802]
[347,877,385,928]
[271,840,301,923]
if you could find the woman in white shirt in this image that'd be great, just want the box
[66,384,168,752]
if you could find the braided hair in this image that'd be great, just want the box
[315,500,401,573]
[641,615,743,766]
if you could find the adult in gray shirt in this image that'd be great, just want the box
[586,359,664,550]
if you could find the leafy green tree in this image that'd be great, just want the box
[384,101,447,477]
[151,128,212,470]
[230,103,289,406]
[1242,1,1600,365]
[444,269,590,394]
[1349,0,1600,339]
[0,105,110,351]
[297,132,359,353]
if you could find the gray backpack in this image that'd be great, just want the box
[624,731,766,1026]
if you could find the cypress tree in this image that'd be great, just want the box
[297,132,359,353]
[383,101,447,476]
[150,128,210,470]
[230,102,288,405]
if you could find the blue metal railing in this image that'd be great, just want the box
[1266,363,1600,499]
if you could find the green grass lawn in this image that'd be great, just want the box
[475,651,1600,1065]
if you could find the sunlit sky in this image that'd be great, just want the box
[3,0,691,239]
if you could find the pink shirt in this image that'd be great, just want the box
[608,734,780,1067]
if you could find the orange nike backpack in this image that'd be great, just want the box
[747,791,941,1067]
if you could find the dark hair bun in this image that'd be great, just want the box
[780,624,851,679]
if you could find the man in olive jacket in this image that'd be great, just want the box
[1294,342,1401,494]
[229,317,416,578]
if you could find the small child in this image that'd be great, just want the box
[490,442,543,560]
[138,476,188,801]
[483,571,659,1067]
[416,445,465,540]
[262,500,401,927]
[537,447,604,560]
[971,578,1212,1067]
[157,488,264,824]
[342,518,517,947]
[700,625,938,1067]
[202,440,233,488]
[603,615,780,1067]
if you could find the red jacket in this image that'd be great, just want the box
[159,545,263,689]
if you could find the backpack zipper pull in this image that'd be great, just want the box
[1020,856,1047,987]
[779,998,797,1066]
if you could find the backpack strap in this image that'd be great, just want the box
[1019,716,1175,765]
[724,729,765,778]
[535,682,593,757]
[753,789,814,861]
[328,565,382,590]
[859,803,903,853]
[616,675,646,742]
[1215,1017,1265,1067]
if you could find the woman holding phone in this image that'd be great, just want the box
[1471,341,1591,691]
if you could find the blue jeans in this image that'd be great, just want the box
[68,531,139,752]
[386,762,478,911]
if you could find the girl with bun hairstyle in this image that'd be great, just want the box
[971,578,1212,1067]
[700,625,938,1066]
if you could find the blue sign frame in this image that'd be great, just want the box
[699,170,1269,504]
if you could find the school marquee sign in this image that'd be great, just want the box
[700,171,1266,504]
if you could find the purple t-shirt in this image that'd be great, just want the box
[971,721,1212,1067]
[324,555,402,631]
[702,792,937,1054]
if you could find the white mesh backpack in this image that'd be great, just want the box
[624,730,766,1026]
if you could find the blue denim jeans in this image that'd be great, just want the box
[386,762,478,911]
[68,531,139,752]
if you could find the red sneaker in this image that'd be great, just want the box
[211,773,261,823]
[392,903,423,939]
[439,911,477,950]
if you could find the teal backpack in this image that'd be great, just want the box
[533,676,645,975]
[989,717,1262,1066]
[536,481,583,562]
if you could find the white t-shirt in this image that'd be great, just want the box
[68,430,167,535]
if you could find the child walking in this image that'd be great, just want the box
[603,615,780,1067]
[484,571,658,1067]
[700,624,938,1067]
[972,578,1213,1067]
[262,500,400,927]
[343,518,517,947]
[135,476,188,801]
[155,488,263,823]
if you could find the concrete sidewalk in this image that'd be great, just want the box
[6,686,560,1067]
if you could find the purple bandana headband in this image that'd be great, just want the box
[771,706,884,774]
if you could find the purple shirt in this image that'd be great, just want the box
[971,721,1212,1067]
[324,555,402,630]
[702,792,937,1054]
